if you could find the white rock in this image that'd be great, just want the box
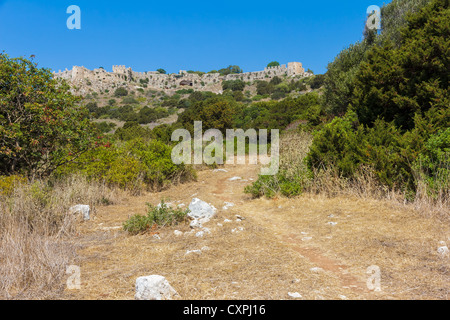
[288,292,302,299]
[199,217,211,225]
[302,237,313,241]
[228,177,242,181]
[201,246,210,251]
[327,222,338,226]
[213,169,228,173]
[69,204,90,221]
[135,275,178,300]
[217,223,223,227]
[153,234,161,240]
[195,231,205,238]
[177,203,186,208]
[231,226,244,233]
[310,267,323,273]
[188,198,217,220]
[185,250,202,255]
[202,227,211,234]
[222,202,235,210]
[224,219,232,223]
[190,219,202,229]
[437,246,449,255]
[235,214,245,221]
[174,230,183,237]
[339,295,348,300]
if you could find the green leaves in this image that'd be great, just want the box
[0,53,96,177]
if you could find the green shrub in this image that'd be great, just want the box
[414,128,450,197]
[56,138,196,193]
[114,87,128,97]
[122,96,138,105]
[0,53,96,177]
[0,175,27,196]
[351,0,449,130]
[222,80,246,92]
[123,201,190,234]
[306,111,419,191]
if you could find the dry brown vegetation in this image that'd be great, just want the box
[1,134,448,300]
[60,151,448,300]
[0,175,119,299]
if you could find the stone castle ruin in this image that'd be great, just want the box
[53,62,310,94]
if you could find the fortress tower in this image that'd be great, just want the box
[287,62,305,77]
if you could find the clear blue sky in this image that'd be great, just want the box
[0,0,390,75]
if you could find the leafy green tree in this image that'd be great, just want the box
[218,65,243,76]
[114,87,128,97]
[157,68,167,74]
[178,97,237,134]
[222,79,246,92]
[351,0,449,130]
[0,53,96,177]
[267,61,280,68]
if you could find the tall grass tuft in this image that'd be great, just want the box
[0,174,118,299]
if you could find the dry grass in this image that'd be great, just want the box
[61,157,449,300]
[0,175,120,299]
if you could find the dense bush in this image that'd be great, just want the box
[310,74,325,89]
[138,106,169,124]
[351,0,449,130]
[94,121,117,133]
[222,79,246,92]
[56,138,196,193]
[114,87,128,97]
[306,111,417,191]
[178,97,238,134]
[0,54,96,177]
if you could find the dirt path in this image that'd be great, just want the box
[64,160,450,300]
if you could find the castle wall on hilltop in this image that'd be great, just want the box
[53,62,310,94]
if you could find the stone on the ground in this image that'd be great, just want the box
[228,177,242,181]
[437,246,449,255]
[174,230,183,237]
[188,198,217,220]
[327,222,338,226]
[224,219,232,223]
[231,226,244,233]
[213,169,228,173]
[185,249,202,255]
[195,231,205,238]
[222,202,235,210]
[69,204,90,221]
[288,292,302,298]
[135,275,178,300]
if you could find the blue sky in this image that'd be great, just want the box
[0,0,390,74]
